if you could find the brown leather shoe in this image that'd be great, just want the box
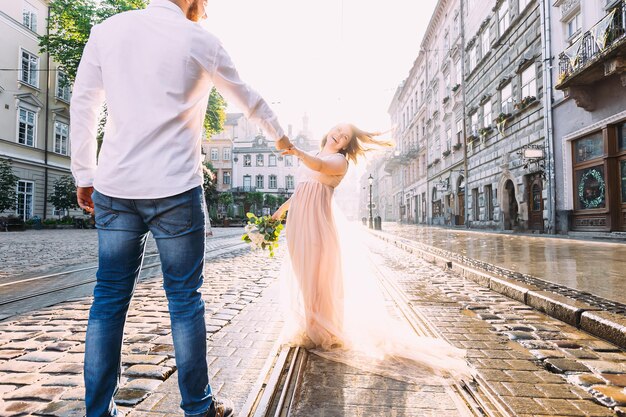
[205,397,234,417]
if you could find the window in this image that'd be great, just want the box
[18,108,36,147]
[519,0,531,13]
[485,185,494,220]
[223,171,231,185]
[286,175,294,190]
[455,60,462,85]
[470,112,479,133]
[567,13,582,39]
[501,82,513,110]
[573,134,606,211]
[456,120,463,144]
[269,154,277,166]
[446,129,452,151]
[20,49,39,87]
[444,31,450,53]
[469,46,477,72]
[54,121,69,155]
[210,148,219,161]
[223,147,231,161]
[243,175,251,191]
[498,0,510,36]
[453,13,460,38]
[472,188,479,221]
[16,180,34,221]
[22,3,37,31]
[269,175,277,189]
[256,154,264,166]
[284,155,293,167]
[521,65,537,98]
[243,154,251,167]
[483,100,492,127]
[481,28,490,57]
[256,175,264,189]
[56,71,71,101]
[53,207,67,217]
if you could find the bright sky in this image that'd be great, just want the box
[204,0,438,141]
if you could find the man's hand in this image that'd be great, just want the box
[77,186,95,214]
[275,135,293,150]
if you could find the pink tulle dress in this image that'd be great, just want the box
[282,152,472,385]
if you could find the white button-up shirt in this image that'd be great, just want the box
[70,0,284,198]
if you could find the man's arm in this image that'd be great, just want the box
[70,26,105,212]
[209,42,292,150]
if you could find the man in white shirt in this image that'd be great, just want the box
[71,0,291,416]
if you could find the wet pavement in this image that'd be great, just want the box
[1,230,626,416]
[380,223,626,305]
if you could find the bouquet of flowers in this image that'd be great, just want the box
[241,212,284,258]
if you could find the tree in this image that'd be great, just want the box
[0,159,19,213]
[48,175,79,216]
[40,0,148,81]
[244,192,264,215]
[41,0,226,149]
[264,194,277,211]
[203,162,219,209]
[218,191,233,216]
[205,88,226,138]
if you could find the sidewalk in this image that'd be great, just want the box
[376,223,626,351]
[379,223,626,305]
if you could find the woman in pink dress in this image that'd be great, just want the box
[272,123,471,384]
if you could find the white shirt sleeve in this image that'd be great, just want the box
[70,25,106,188]
[210,41,284,141]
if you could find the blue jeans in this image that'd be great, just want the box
[84,186,213,417]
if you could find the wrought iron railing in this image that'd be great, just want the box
[230,186,257,193]
[557,1,626,84]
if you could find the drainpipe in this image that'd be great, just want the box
[460,0,469,229]
[539,0,557,233]
[42,5,51,220]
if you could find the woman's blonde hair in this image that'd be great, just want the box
[320,124,394,164]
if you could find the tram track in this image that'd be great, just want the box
[241,249,512,417]
[0,237,248,319]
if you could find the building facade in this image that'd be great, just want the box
[0,0,75,220]
[386,0,466,227]
[552,0,626,234]
[229,117,317,215]
[463,0,548,232]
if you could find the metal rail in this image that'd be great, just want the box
[243,249,506,417]
[0,240,248,307]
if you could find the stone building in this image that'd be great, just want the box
[463,0,548,232]
[230,116,316,214]
[0,0,76,220]
[386,0,466,226]
[551,0,626,234]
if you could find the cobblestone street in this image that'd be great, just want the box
[0,228,625,416]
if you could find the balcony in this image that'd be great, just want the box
[230,186,257,193]
[556,1,626,110]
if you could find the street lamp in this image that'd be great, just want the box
[368,174,374,229]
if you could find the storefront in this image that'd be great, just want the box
[570,123,626,231]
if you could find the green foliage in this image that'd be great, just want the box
[264,194,277,210]
[218,192,234,207]
[241,213,284,258]
[0,159,19,213]
[203,162,218,208]
[48,175,79,215]
[41,0,226,153]
[204,88,227,138]
[40,0,148,80]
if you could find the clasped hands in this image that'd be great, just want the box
[275,136,300,157]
